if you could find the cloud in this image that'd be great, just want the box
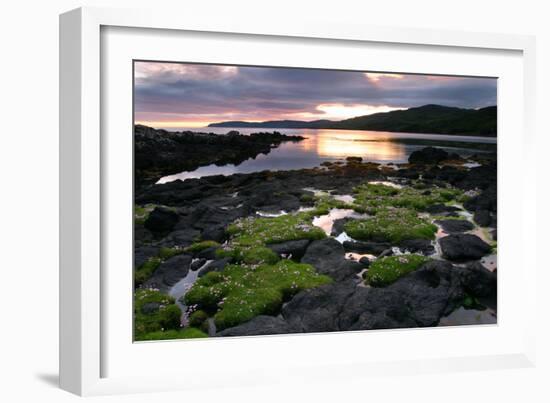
[134,62,497,126]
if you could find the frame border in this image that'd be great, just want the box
[59,6,537,396]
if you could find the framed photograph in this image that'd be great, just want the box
[60,7,537,396]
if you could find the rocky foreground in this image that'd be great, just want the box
[133,130,497,341]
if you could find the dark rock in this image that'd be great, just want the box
[490,229,497,241]
[301,239,363,282]
[409,147,449,165]
[457,262,497,298]
[198,258,230,277]
[267,239,311,260]
[282,281,357,332]
[162,229,201,247]
[473,209,494,227]
[144,207,179,234]
[358,256,371,267]
[143,254,192,291]
[134,246,160,268]
[331,217,353,236]
[425,204,461,216]
[399,239,435,255]
[217,315,296,337]
[350,260,464,330]
[435,219,475,234]
[439,234,491,261]
[378,248,394,258]
[190,258,207,271]
[196,246,220,260]
[343,240,390,255]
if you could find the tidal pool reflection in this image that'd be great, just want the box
[157,127,496,183]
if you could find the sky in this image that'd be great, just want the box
[134,61,497,129]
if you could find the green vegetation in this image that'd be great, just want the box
[351,183,462,214]
[134,289,182,340]
[135,257,162,286]
[216,246,280,265]
[137,327,208,341]
[365,254,430,287]
[184,240,221,254]
[158,246,184,260]
[227,213,326,246]
[209,104,497,137]
[134,204,156,225]
[185,260,332,330]
[344,208,437,243]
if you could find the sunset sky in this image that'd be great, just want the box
[134,61,497,129]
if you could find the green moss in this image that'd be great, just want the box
[217,245,280,265]
[185,260,332,330]
[365,254,430,287]
[227,213,326,246]
[344,208,437,243]
[134,289,182,339]
[135,257,162,286]
[184,240,221,254]
[158,246,184,260]
[134,204,156,225]
[136,327,208,341]
[188,309,209,328]
[351,183,463,214]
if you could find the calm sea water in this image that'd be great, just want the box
[157,127,496,184]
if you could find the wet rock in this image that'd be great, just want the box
[439,234,491,261]
[282,281,357,332]
[143,254,192,291]
[144,207,179,234]
[198,258,231,277]
[190,258,207,271]
[217,315,296,337]
[162,229,201,247]
[331,217,353,236]
[399,239,435,255]
[378,248,394,258]
[196,246,220,260]
[359,256,371,267]
[457,261,497,298]
[301,239,363,281]
[435,219,475,234]
[267,239,311,260]
[343,240,390,255]
[409,147,449,165]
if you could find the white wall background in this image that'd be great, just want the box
[0,0,547,401]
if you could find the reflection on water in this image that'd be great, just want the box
[157,127,496,184]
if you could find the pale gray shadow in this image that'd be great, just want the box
[35,373,59,388]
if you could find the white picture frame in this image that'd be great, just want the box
[59,6,537,396]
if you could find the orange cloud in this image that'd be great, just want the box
[365,73,404,82]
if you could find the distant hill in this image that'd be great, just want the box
[209,104,497,136]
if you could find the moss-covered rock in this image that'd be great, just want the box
[185,260,332,330]
[134,289,181,339]
[351,183,463,214]
[184,240,221,254]
[227,213,326,246]
[134,257,162,286]
[365,254,431,287]
[344,208,437,243]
